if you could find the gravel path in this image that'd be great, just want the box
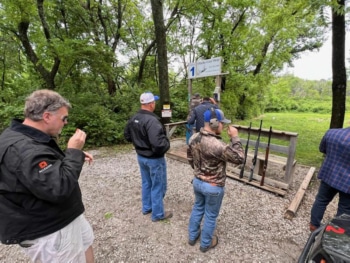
[0,140,337,263]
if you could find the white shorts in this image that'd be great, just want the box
[20,214,94,263]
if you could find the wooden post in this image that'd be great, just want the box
[188,78,193,111]
[285,136,298,185]
[214,75,222,104]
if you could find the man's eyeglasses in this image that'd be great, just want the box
[61,116,68,123]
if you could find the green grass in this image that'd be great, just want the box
[230,112,349,168]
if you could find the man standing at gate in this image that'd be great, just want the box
[186,93,202,144]
[187,108,244,252]
[187,97,219,134]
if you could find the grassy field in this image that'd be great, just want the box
[231,112,349,168]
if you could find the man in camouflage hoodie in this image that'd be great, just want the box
[187,108,245,252]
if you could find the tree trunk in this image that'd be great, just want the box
[330,0,346,129]
[150,0,170,123]
[17,21,58,90]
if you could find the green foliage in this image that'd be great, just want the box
[58,91,131,149]
[264,75,348,114]
[0,0,347,152]
[0,103,24,132]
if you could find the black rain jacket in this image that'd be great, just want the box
[124,109,170,158]
[0,119,85,244]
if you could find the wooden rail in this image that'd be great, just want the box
[232,124,298,188]
[164,121,187,139]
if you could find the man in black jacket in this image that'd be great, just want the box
[124,92,173,222]
[0,89,94,263]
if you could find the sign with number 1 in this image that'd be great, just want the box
[187,57,221,79]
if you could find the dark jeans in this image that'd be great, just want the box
[310,181,350,227]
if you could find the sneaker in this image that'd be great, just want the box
[309,223,318,232]
[152,211,173,222]
[142,210,152,215]
[188,232,200,246]
[200,235,218,253]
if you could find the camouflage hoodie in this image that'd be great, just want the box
[187,128,245,187]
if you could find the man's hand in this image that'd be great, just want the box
[227,125,239,138]
[67,128,86,150]
[209,97,217,105]
[84,151,93,165]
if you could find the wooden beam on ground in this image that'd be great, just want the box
[226,166,289,190]
[226,170,287,197]
[284,167,316,220]
[166,144,188,164]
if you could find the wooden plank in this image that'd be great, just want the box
[226,171,287,196]
[247,152,289,166]
[284,167,316,220]
[165,121,187,138]
[232,125,298,142]
[166,152,188,164]
[227,166,289,190]
[241,139,289,154]
[246,152,296,173]
[164,121,188,126]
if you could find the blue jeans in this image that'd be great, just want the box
[186,123,194,144]
[310,181,350,227]
[188,177,224,248]
[137,155,167,221]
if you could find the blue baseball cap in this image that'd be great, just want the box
[204,108,231,123]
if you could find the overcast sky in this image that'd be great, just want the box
[285,32,350,80]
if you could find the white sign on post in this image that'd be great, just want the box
[188,57,222,79]
[188,62,196,79]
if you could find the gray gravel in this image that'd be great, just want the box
[0,140,338,263]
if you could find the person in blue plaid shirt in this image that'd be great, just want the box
[309,127,350,231]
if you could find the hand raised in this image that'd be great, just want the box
[227,125,239,138]
[67,128,86,150]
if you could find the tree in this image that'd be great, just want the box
[330,0,346,128]
[168,0,328,119]
[150,0,170,112]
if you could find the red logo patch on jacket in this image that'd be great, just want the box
[39,161,48,169]
[38,161,53,173]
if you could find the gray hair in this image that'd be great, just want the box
[24,89,71,121]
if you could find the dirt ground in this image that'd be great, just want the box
[0,140,338,263]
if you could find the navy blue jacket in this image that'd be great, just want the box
[188,102,219,132]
